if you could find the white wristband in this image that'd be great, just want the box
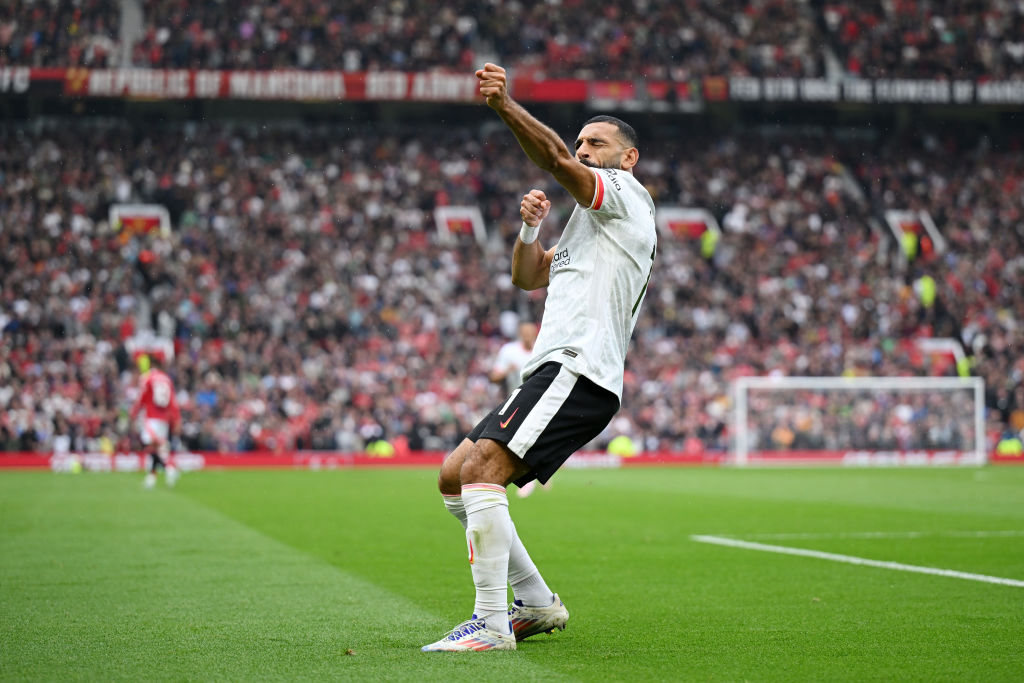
[519,221,540,244]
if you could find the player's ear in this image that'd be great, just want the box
[622,147,639,171]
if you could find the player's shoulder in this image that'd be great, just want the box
[594,167,652,204]
[594,166,643,185]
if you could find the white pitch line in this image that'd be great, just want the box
[737,530,1024,541]
[691,535,1024,588]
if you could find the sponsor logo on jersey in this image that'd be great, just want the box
[550,247,571,272]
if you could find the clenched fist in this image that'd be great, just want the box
[521,189,550,227]
[475,63,509,110]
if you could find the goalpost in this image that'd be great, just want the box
[731,376,987,466]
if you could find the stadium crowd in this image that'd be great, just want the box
[823,1,1024,80]
[744,389,981,453]
[3,0,1023,79]
[124,0,823,79]
[1,119,1021,456]
[0,0,120,68]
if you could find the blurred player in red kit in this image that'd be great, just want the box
[130,354,181,488]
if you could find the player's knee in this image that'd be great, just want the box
[437,452,463,495]
[437,469,460,496]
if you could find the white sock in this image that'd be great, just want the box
[462,484,513,634]
[443,494,554,609]
[442,494,467,528]
[508,522,554,607]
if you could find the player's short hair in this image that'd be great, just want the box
[584,115,639,150]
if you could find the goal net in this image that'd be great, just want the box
[731,376,986,466]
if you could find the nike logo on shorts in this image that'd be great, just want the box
[500,407,519,429]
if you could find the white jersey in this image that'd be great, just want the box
[522,167,657,400]
[493,340,534,393]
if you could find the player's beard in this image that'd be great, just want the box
[580,156,619,169]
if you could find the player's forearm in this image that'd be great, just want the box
[511,238,550,291]
[494,98,573,174]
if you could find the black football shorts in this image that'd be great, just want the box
[467,361,620,486]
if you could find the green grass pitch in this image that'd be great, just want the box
[2,466,1023,681]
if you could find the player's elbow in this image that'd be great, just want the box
[511,265,541,290]
[511,272,531,290]
[512,274,546,291]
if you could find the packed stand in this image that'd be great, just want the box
[0,0,120,67]
[6,1,1024,80]
[822,1,1024,79]
[743,389,980,453]
[0,0,856,79]
[128,0,826,78]
[0,120,1021,456]
[634,128,1022,452]
[0,120,548,455]
[851,130,1024,445]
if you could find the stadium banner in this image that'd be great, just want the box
[1,449,1019,471]
[884,209,945,258]
[726,76,1024,105]
[125,332,175,364]
[657,207,722,239]
[28,452,452,472]
[433,205,487,245]
[9,69,1024,106]
[511,76,588,101]
[587,79,701,112]
[749,450,987,466]
[109,203,171,237]
[0,451,715,472]
[58,68,482,101]
[0,66,33,94]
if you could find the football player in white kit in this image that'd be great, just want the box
[489,322,538,396]
[422,63,657,652]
